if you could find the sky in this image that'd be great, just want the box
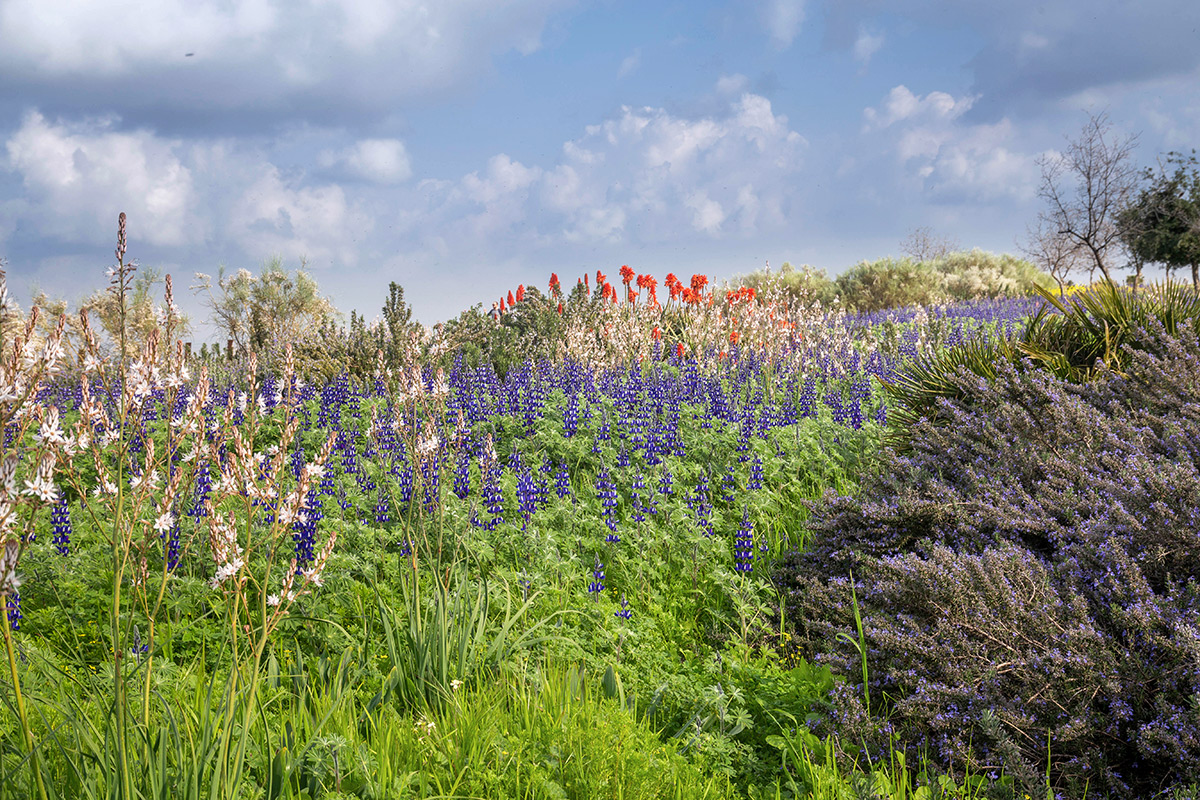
[2,0,1198,336]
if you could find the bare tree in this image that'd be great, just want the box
[1021,217,1084,295]
[1035,111,1140,285]
[900,226,959,262]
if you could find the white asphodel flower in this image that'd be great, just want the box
[22,475,57,504]
[0,539,22,595]
[209,558,244,589]
[266,594,282,607]
[153,512,175,533]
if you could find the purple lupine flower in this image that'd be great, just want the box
[588,555,605,599]
[595,468,619,542]
[555,462,573,499]
[721,466,737,503]
[51,495,71,556]
[615,592,632,619]
[748,455,764,492]
[374,486,391,524]
[658,468,674,498]
[481,453,504,530]
[631,473,647,523]
[166,518,181,570]
[517,466,537,530]
[734,505,754,573]
[688,472,713,536]
[421,454,440,514]
[453,448,471,500]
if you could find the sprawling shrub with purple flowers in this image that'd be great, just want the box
[777,320,1200,798]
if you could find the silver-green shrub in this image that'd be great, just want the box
[778,320,1200,798]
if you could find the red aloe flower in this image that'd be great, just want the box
[690,274,708,293]
[675,342,685,359]
[627,288,637,303]
[557,301,563,314]
[499,298,506,312]
[507,290,516,307]
[652,326,662,341]
[516,284,525,302]
[619,264,634,285]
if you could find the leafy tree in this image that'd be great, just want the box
[193,258,337,355]
[1034,111,1140,285]
[1120,150,1200,289]
[376,281,422,371]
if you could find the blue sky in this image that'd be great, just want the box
[2,0,1198,333]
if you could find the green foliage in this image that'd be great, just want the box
[880,280,1200,450]
[734,262,840,308]
[835,258,948,312]
[835,252,1051,313]
[927,250,1053,301]
[194,258,338,355]
[374,568,564,711]
[1120,150,1200,287]
[441,287,565,375]
[1020,279,1200,379]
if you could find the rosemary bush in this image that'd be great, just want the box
[778,319,1200,798]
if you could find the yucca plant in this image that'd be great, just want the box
[879,279,1200,450]
[876,336,1020,450]
[1019,279,1200,380]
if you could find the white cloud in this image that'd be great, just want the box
[0,0,572,122]
[762,0,805,48]
[3,111,198,246]
[686,191,725,234]
[230,166,374,265]
[863,85,975,130]
[399,88,808,250]
[715,74,750,95]
[617,49,640,79]
[860,87,1036,203]
[320,138,412,184]
[852,27,884,68]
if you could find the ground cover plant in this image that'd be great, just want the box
[3,217,1194,798]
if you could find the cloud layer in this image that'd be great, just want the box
[0,0,572,128]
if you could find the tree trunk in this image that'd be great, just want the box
[1192,261,1198,291]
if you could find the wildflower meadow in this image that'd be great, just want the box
[1,216,1198,799]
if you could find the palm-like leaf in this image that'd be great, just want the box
[883,279,1200,450]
